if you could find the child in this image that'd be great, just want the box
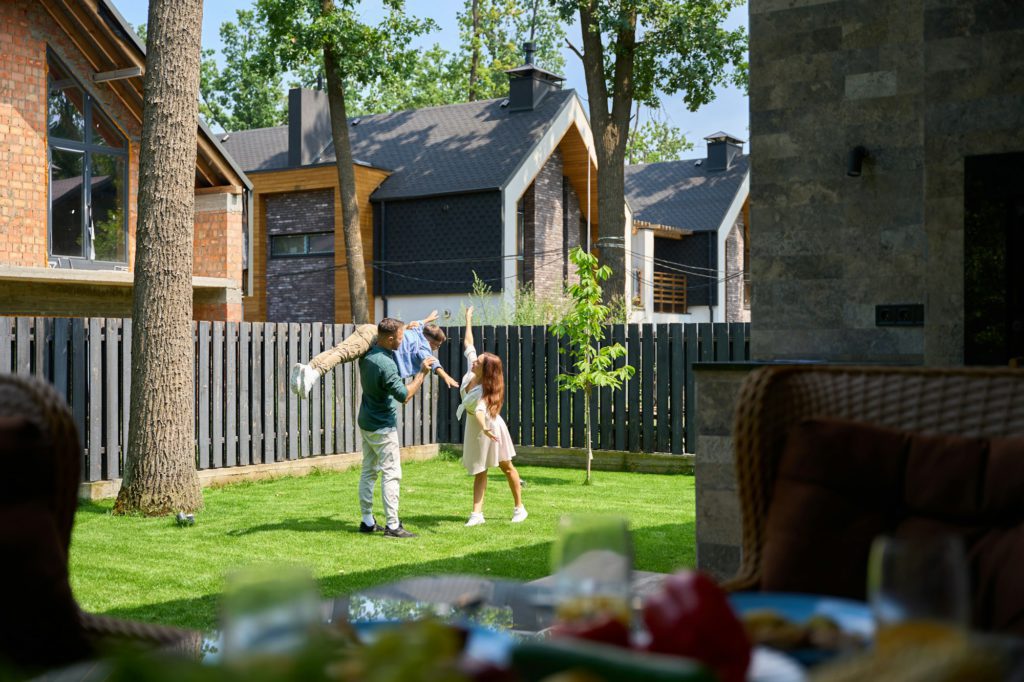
[290,311,460,398]
[456,306,526,526]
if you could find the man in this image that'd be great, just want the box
[357,318,435,539]
[290,310,459,398]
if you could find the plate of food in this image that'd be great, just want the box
[728,593,873,667]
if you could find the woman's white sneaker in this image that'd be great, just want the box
[511,506,528,523]
[465,513,486,527]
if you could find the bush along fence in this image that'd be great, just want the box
[0,317,436,483]
[0,318,750,482]
[436,323,751,455]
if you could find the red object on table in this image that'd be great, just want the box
[643,571,752,682]
[547,613,632,648]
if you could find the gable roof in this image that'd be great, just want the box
[222,89,577,201]
[624,155,749,233]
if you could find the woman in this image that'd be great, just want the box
[457,306,527,526]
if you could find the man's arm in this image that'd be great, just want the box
[402,356,436,404]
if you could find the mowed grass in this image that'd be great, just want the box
[69,455,696,631]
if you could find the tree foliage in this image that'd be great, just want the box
[347,0,566,115]
[200,10,287,131]
[551,248,635,484]
[626,118,694,165]
[551,0,748,301]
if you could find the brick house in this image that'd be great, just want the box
[625,133,751,323]
[0,0,251,321]
[223,55,619,324]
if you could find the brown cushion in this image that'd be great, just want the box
[760,418,1024,636]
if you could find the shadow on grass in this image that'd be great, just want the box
[76,501,113,516]
[90,521,695,631]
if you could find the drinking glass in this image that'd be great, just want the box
[551,515,633,627]
[867,534,970,655]
[221,563,322,661]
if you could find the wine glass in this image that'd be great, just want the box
[550,515,633,628]
[867,534,970,655]
[221,563,322,661]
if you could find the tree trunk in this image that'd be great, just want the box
[583,386,592,485]
[576,1,635,304]
[114,0,204,515]
[468,0,480,101]
[323,0,371,324]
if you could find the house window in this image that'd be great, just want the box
[269,232,333,257]
[632,268,644,308]
[516,198,525,284]
[652,271,687,314]
[47,53,128,265]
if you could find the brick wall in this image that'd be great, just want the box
[0,2,141,270]
[563,173,582,285]
[522,149,571,298]
[265,189,335,322]
[723,215,749,323]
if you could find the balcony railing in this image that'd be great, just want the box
[653,271,687,314]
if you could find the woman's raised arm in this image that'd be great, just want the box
[463,306,474,349]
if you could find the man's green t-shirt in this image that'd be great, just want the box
[358,345,408,431]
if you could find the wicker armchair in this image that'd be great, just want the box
[0,373,198,664]
[723,364,1024,592]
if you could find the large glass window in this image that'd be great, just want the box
[47,53,128,264]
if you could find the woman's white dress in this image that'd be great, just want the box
[457,344,516,475]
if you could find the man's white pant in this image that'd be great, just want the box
[358,427,402,529]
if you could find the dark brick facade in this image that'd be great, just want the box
[373,191,502,296]
[522,149,583,297]
[265,190,335,322]
[654,233,718,308]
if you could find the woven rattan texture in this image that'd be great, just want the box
[724,365,1024,591]
[0,374,198,650]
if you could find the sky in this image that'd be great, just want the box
[112,0,750,157]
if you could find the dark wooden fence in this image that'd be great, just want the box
[435,323,751,455]
[0,318,436,482]
[0,318,749,482]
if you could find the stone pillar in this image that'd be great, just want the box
[193,190,244,321]
[693,363,758,582]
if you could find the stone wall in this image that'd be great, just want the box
[748,0,1024,365]
[521,149,582,297]
[724,215,750,323]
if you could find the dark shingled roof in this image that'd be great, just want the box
[624,155,749,232]
[222,89,576,201]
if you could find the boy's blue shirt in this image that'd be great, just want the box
[394,322,443,379]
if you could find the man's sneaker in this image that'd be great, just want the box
[511,506,528,523]
[358,521,384,533]
[383,524,417,538]
[465,513,486,527]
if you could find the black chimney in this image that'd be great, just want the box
[704,131,744,172]
[288,88,331,167]
[505,42,565,112]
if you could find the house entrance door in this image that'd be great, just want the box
[964,152,1024,366]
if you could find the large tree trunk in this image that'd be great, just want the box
[577,1,635,304]
[114,0,204,515]
[323,0,371,324]
[468,0,480,101]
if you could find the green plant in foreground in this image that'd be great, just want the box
[551,248,636,484]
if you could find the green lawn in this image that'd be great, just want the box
[70,455,696,631]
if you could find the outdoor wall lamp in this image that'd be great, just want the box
[847,146,869,177]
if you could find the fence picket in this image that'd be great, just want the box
[34,318,47,380]
[275,323,287,460]
[612,325,626,452]
[641,324,655,451]
[557,332,570,449]
[105,318,120,478]
[121,319,131,466]
[684,324,698,453]
[71,319,86,464]
[669,324,684,455]
[713,323,730,361]
[87,319,102,481]
[263,323,276,463]
[226,322,238,467]
[533,325,545,447]
[599,325,613,451]
[626,324,640,452]
[730,322,747,361]
[518,326,532,447]
[311,322,323,457]
[0,317,11,372]
[286,323,298,460]
[54,318,70,402]
[239,322,251,465]
[212,321,224,468]
[545,329,558,447]
[507,326,521,443]
[251,323,263,464]
[16,317,31,376]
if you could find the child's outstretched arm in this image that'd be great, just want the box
[464,306,474,350]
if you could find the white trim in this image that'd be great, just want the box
[714,172,749,322]
[499,94,598,308]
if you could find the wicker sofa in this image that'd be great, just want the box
[724,364,1024,595]
[0,373,197,671]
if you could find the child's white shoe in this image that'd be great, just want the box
[511,506,528,523]
[465,513,486,527]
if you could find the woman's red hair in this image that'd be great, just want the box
[478,352,505,418]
